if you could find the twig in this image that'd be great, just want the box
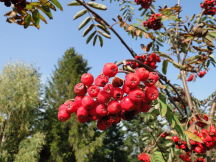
[75,0,137,58]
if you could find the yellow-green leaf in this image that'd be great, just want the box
[51,0,63,10]
[98,30,111,39]
[68,1,81,6]
[78,17,91,30]
[73,9,87,20]
[87,2,107,10]
[83,24,94,37]
[24,14,31,28]
[184,131,203,143]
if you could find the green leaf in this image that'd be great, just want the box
[51,0,63,10]
[96,24,110,34]
[78,17,91,30]
[98,30,111,39]
[151,151,165,162]
[40,6,53,19]
[73,9,88,20]
[32,10,40,27]
[98,35,103,47]
[86,31,97,44]
[68,1,81,6]
[184,131,203,143]
[24,14,31,28]
[93,35,98,46]
[162,60,168,75]
[39,13,47,24]
[158,93,167,117]
[83,24,94,37]
[87,2,107,10]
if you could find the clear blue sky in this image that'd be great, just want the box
[0,0,215,100]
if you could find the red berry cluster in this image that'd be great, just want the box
[126,53,161,69]
[143,14,163,30]
[0,0,26,9]
[57,62,160,130]
[134,0,153,9]
[172,125,216,162]
[200,0,216,16]
[186,71,207,82]
[137,153,150,162]
[179,153,206,162]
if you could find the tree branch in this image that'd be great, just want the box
[75,0,137,58]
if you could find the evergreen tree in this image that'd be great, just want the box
[40,48,105,162]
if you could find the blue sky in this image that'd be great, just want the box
[0,0,215,100]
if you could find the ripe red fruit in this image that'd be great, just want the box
[95,74,109,87]
[187,74,195,82]
[120,97,135,111]
[137,153,150,162]
[180,144,186,150]
[107,100,121,114]
[143,13,163,30]
[103,84,114,96]
[81,96,94,109]
[135,68,149,81]
[97,91,110,103]
[125,73,140,88]
[87,85,100,97]
[58,110,70,122]
[108,115,121,124]
[145,86,159,101]
[77,106,89,123]
[103,63,118,77]
[172,136,179,142]
[64,100,78,114]
[74,83,87,96]
[96,104,108,116]
[198,71,207,78]
[58,104,67,111]
[122,84,131,93]
[113,87,124,100]
[194,146,202,154]
[128,89,145,102]
[81,73,94,86]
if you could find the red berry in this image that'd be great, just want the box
[58,110,70,122]
[187,74,195,82]
[64,100,78,114]
[107,100,121,114]
[137,153,150,162]
[172,136,179,143]
[87,85,100,97]
[141,104,151,112]
[198,71,207,78]
[103,84,114,96]
[103,63,118,77]
[74,83,87,96]
[97,91,110,103]
[58,104,67,111]
[97,118,111,130]
[128,89,145,102]
[194,146,202,154]
[125,73,140,88]
[112,77,123,87]
[120,96,135,111]
[145,86,159,101]
[135,68,149,81]
[77,106,89,123]
[81,73,94,86]
[113,87,124,100]
[95,74,109,87]
[96,104,108,116]
[81,96,94,109]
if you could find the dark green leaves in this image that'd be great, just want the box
[78,17,91,30]
[162,60,168,75]
[24,14,31,28]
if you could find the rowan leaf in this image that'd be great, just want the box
[87,2,107,10]
[184,131,203,143]
[24,14,31,28]
[78,17,91,30]
[162,60,168,75]
[68,1,81,6]
[83,24,94,37]
[73,9,87,20]
[98,30,111,39]
[51,0,63,10]
[98,35,103,47]
[86,31,97,44]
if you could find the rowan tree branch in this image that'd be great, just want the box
[76,0,137,58]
